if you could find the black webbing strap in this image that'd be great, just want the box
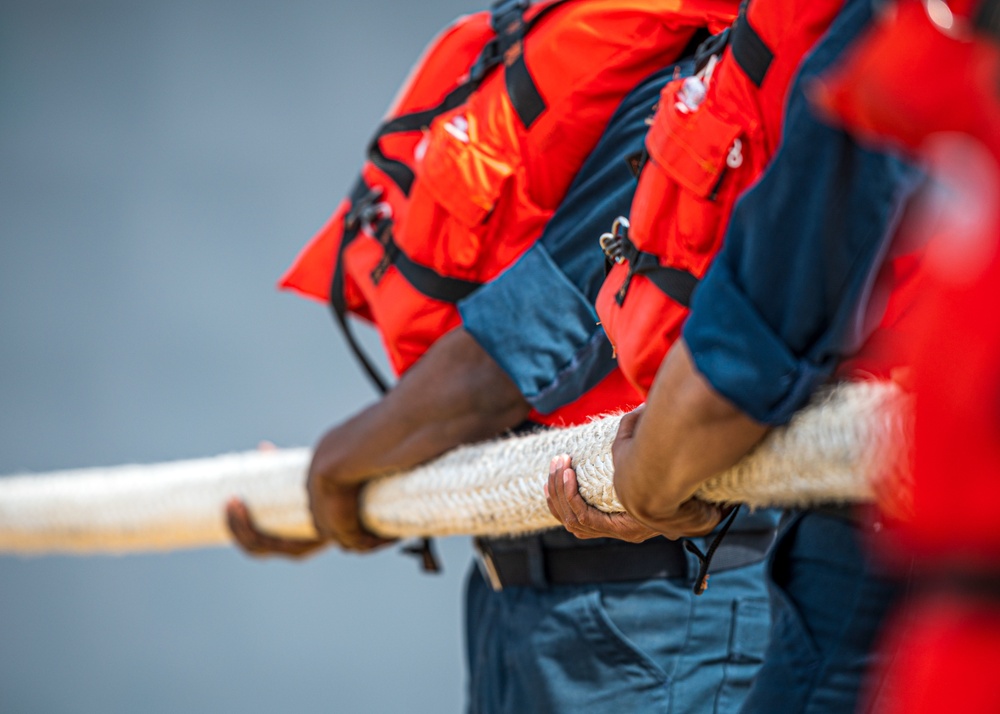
[368,224,484,303]
[628,252,700,308]
[603,230,699,308]
[730,1,773,87]
[493,0,547,128]
[392,248,483,303]
[366,78,481,196]
[601,217,700,307]
[329,178,393,394]
[328,176,485,394]
[977,0,1000,41]
[692,26,732,74]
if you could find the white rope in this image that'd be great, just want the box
[0,380,909,554]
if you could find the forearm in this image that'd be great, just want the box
[614,340,769,531]
[311,327,531,487]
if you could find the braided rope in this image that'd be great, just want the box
[0,380,909,554]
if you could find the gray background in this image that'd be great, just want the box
[0,1,480,712]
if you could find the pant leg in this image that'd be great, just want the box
[465,555,771,714]
[739,511,904,714]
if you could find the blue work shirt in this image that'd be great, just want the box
[682,0,923,426]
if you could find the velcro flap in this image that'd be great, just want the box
[645,93,743,199]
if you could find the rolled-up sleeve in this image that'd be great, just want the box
[459,63,686,413]
[682,0,922,425]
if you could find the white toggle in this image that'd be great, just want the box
[727,138,744,169]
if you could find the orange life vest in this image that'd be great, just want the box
[595,0,848,396]
[280,0,741,425]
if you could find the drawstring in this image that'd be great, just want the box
[684,504,742,595]
[401,537,442,573]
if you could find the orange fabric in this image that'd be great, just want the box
[280,0,741,425]
[597,0,847,396]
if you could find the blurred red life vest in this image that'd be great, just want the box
[279,0,742,425]
[595,0,849,395]
[815,0,1000,558]
[812,6,1000,713]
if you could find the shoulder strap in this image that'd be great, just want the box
[367,0,570,195]
[730,1,773,87]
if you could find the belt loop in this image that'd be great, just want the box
[473,537,505,592]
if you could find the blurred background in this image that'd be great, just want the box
[0,1,478,711]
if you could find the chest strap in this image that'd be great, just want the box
[368,224,483,303]
[600,216,699,308]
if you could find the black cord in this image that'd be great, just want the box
[684,504,742,595]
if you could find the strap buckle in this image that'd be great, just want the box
[491,0,530,32]
[469,38,502,82]
[344,186,385,232]
[599,215,630,264]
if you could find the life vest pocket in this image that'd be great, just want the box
[645,88,744,200]
[418,110,517,228]
[628,72,762,266]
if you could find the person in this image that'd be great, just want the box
[553,0,925,711]
[811,1,1000,711]
[547,0,848,585]
[227,3,776,712]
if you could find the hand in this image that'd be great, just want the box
[226,497,326,559]
[611,408,723,539]
[545,454,660,543]
[225,439,394,558]
[305,476,395,552]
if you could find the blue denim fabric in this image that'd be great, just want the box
[682,0,923,426]
[465,543,772,714]
[459,62,692,414]
[738,511,904,714]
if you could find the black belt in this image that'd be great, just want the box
[810,504,886,532]
[473,529,775,591]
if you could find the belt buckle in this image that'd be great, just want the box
[473,538,505,592]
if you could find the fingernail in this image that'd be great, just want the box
[544,482,549,498]
[562,470,570,486]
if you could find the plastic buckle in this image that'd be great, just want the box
[344,186,384,231]
[491,0,529,31]
[361,200,392,230]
